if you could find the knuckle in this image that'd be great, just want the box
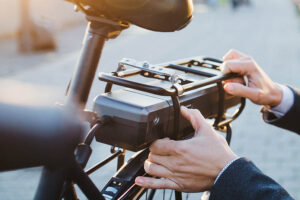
[149,141,158,151]
[254,90,263,102]
[168,140,177,153]
[149,145,154,152]
[223,61,233,71]
[150,138,166,152]
[175,143,187,155]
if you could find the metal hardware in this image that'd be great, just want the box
[120,58,174,76]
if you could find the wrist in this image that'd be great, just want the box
[217,151,238,175]
[266,84,294,118]
[214,156,241,184]
[269,83,283,107]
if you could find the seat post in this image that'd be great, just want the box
[34,18,129,200]
[67,17,129,108]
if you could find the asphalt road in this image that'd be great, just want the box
[0,0,300,199]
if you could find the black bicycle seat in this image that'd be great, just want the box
[70,0,193,32]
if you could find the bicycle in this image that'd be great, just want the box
[0,0,246,199]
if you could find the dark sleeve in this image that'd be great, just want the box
[209,158,294,200]
[261,86,300,135]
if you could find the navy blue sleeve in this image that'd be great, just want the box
[262,86,300,135]
[209,158,294,200]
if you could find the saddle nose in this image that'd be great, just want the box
[74,0,194,32]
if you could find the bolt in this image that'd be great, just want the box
[153,116,160,125]
[143,62,150,68]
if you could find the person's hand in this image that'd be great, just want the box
[135,106,237,192]
[221,49,282,107]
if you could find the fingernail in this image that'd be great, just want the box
[135,177,144,184]
[224,84,233,93]
[144,160,150,172]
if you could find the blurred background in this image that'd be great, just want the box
[0,0,300,199]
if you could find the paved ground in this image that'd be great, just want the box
[0,0,300,199]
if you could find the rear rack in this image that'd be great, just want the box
[98,56,245,140]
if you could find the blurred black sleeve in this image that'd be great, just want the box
[261,86,300,135]
[209,158,294,200]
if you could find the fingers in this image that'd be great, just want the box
[149,109,202,155]
[181,106,213,137]
[223,49,246,61]
[148,153,173,169]
[135,176,179,190]
[150,138,177,155]
[144,160,172,178]
[180,106,205,132]
[224,82,260,100]
[221,57,255,75]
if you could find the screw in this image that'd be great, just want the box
[153,116,160,125]
[143,62,150,68]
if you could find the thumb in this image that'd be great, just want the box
[181,106,206,134]
[224,82,259,101]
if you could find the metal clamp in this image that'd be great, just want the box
[119,58,187,83]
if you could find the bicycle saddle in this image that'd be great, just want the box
[70,0,194,32]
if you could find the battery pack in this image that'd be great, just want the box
[92,57,244,151]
